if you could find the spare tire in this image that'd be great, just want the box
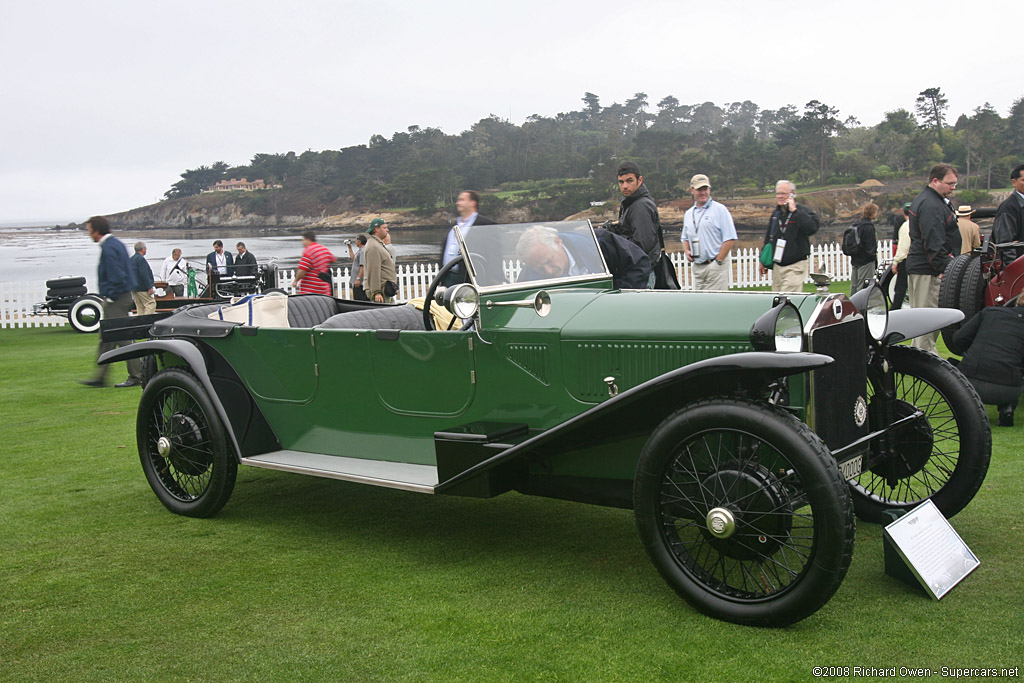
[959,255,987,322]
[46,286,88,300]
[942,253,983,356]
[939,255,974,354]
[46,276,86,289]
[939,255,971,310]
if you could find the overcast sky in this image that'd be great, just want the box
[1,0,1018,224]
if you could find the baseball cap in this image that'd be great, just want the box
[367,218,387,233]
[690,174,711,189]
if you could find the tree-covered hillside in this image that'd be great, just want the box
[164,89,1024,213]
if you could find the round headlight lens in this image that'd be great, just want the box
[863,284,888,340]
[776,304,804,352]
[449,284,480,319]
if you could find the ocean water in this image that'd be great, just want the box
[0,226,451,292]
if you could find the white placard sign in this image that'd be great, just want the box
[884,500,980,600]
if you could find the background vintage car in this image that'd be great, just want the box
[101,220,991,627]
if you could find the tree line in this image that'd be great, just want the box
[164,88,1024,213]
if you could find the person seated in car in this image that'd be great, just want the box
[952,297,1024,427]
[516,225,651,289]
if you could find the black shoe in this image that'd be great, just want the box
[115,378,143,388]
[78,379,104,388]
[998,404,1015,427]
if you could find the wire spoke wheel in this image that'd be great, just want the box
[137,368,237,517]
[635,399,854,627]
[853,345,990,522]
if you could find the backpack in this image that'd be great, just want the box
[841,223,862,257]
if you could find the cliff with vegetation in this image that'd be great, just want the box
[110,87,1019,232]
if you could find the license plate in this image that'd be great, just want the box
[839,455,863,481]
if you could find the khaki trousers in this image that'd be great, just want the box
[693,257,731,291]
[132,290,156,315]
[908,274,941,353]
[772,259,809,292]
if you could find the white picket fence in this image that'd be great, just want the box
[1,239,894,329]
[0,281,68,329]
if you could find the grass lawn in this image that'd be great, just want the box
[2,327,1021,681]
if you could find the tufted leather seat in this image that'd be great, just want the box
[286,295,338,328]
[317,303,424,331]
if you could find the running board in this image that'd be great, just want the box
[240,450,438,493]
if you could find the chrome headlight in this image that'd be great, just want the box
[750,299,805,352]
[443,283,480,319]
[849,282,888,341]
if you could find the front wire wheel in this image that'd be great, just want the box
[634,399,854,627]
[854,345,990,522]
[137,368,237,517]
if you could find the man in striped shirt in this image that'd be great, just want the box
[291,230,336,295]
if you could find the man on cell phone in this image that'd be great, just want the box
[759,180,820,292]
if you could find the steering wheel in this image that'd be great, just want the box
[468,253,490,285]
[423,256,464,330]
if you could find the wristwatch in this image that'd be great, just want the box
[715,259,723,266]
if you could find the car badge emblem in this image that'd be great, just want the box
[853,396,868,427]
[832,300,843,320]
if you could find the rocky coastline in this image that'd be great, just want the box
[101,178,990,235]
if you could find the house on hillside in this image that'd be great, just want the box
[207,178,267,192]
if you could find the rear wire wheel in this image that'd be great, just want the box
[854,345,990,522]
[137,368,237,517]
[634,399,855,627]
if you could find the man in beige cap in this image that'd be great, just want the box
[681,174,737,290]
[956,205,981,254]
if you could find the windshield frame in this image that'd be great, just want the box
[453,220,612,293]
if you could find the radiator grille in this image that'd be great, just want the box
[808,319,868,450]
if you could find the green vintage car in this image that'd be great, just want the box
[102,220,991,627]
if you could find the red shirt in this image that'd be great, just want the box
[298,241,336,295]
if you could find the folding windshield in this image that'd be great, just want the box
[456,220,610,290]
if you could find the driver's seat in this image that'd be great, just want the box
[317,304,423,331]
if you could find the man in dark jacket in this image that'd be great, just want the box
[441,190,496,287]
[594,227,652,289]
[953,299,1024,426]
[79,216,143,388]
[612,161,660,287]
[234,241,258,276]
[992,163,1024,261]
[906,163,960,353]
[759,180,820,292]
[129,241,156,315]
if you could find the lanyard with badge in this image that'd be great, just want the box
[690,201,711,259]
[773,209,793,264]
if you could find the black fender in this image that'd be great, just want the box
[99,339,245,461]
[883,307,964,346]
[436,351,833,497]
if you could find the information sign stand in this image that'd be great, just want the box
[882,500,980,600]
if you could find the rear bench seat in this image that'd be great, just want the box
[317,303,423,331]
[172,295,422,331]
